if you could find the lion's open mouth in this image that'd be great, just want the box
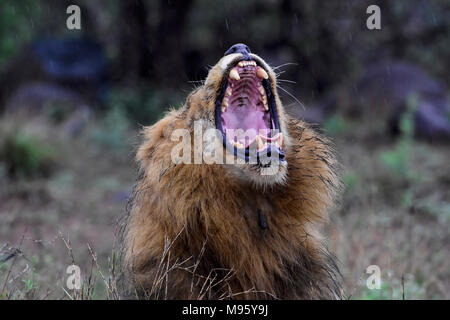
[215,58,285,163]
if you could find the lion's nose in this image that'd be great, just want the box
[224,43,251,59]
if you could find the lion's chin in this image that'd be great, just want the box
[225,160,288,188]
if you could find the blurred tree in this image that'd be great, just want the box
[0,0,449,121]
[151,0,194,85]
[117,0,151,83]
[0,1,42,68]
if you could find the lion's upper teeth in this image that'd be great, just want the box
[237,60,257,68]
[256,67,268,79]
[261,96,268,111]
[221,97,229,112]
[257,85,269,111]
[229,69,240,81]
[258,86,265,95]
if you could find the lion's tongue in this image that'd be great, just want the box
[222,106,270,147]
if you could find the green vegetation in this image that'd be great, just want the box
[0,131,56,179]
[0,1,42,68]
[324,115,352,136]
[357,278,425,300]
[379,93,419,180]
[91,105,131,151]
[343,172,358,195]
[105,86,182,125]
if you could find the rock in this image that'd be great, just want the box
[354,61,450,141]
[0,37,106,112]
[305,61,450,142]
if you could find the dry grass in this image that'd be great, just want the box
[332,127,450,299]
[0,113,449,299]
[123,228,279,300]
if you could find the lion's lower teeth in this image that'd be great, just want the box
[256,135,264,150]
[228,132,282,153]
[234,141,244,148]
[221,97,229,112]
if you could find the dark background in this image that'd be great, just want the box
[0,0,449,299]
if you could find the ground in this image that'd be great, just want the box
[0,111,449,299]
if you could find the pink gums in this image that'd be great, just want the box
[221,65,271,147]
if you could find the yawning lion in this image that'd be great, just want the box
[121,44,342,299]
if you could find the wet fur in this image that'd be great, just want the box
[120,55,343,299]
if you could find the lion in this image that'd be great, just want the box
[120,44,343,299]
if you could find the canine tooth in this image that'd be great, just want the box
[238,61,244,67]
[229,69,240,80]
[256,135,264,150]
[256,67,269,79]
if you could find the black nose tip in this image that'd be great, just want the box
[224,43,251,59]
